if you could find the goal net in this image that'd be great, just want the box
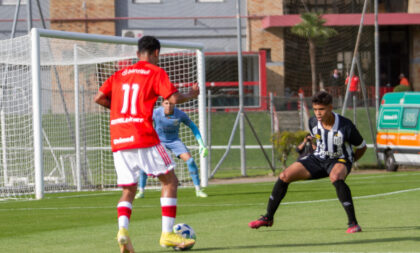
[0,29,206,200]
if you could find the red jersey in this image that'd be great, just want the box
[345,76,359,92]
[400,77,409,86]
[99,61,178,151]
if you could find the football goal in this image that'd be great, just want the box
[0,28,206,200]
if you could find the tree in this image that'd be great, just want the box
[291,13,337,96]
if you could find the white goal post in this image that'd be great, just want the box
[0,28,206,200]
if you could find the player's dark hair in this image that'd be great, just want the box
[312,91,333,105]
[137,36,161,55]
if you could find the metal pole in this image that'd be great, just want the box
[11,0,22,38]
[341,0,368,115]
[210,112,240,178]
[74,44,81,191]
[1,0,22,187]
[374,0,380,121]
[197,49,207,187]
[353,95,356,126]
[236,0,246,176]
[244,113,276,173]
[35,0,46,29]
[300,95,304,129]
[1,109,7,186]
[27,0,32,33]
[31,28,44,199]
[356,55,379,164]
[207,90,212,178]
[269,92,276,170]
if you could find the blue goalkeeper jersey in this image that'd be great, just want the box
[153,107,200,143]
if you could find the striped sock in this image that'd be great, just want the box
[117,201,132,229]
[161,197,177,233]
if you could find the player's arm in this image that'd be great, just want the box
[189,121,208,157]
[167,85,199,105]
[353,144,367,162]
[94,91,110,109]
[349,123,367,162]
[184,116,207,157]
[95,74,113,109]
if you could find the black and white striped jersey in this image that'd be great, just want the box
[309,113,366,163]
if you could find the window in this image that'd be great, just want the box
[133,0,160,3]
[1,0,27,5]
[260,48,272,62]
[402,108,419,128]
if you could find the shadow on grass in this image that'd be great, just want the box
[190,236,420,252]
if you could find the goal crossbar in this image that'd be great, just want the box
[30,28,207,199]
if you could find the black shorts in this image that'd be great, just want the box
[298,154,352,180]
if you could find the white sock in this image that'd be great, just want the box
[195,185,201,191]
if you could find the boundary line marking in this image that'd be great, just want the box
[0,187,419,211]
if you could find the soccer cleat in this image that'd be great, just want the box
[248,215,273,229]
[346,224,362,233]
[117,228,135,253]
[195,189,208,198]
[135,191,144,199]
[160,232,195,249]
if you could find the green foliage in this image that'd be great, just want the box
[393,85,411,92]
[271,130,310,169]
[291,12,338,44]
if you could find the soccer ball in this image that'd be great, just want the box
[172,223,196,251]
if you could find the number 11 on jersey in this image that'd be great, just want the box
[121,83,139,115]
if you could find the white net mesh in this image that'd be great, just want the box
[0,32,201,199]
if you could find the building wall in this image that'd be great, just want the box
[409,0,420,90]
[410,27,420,91]
[247,0,284,95]
[50,0,115,35]
[48,0,116,114]
[408,0,420,13]
[116,0,245,52]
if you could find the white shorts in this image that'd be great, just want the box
[113,144,175,186]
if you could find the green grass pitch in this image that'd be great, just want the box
[1,171,419,252]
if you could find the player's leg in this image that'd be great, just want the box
[145,144,195,249]
[117,186,136,253]
[113,150,139,253]
[135,170,148,199]
[329,162,361,233]
[249,161,311,229]
[158,170,195,249]
[179,152,207,198]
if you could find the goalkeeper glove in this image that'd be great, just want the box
[199,145,208,157]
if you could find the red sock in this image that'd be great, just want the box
[161,197,177,232]
[117,201,132,229]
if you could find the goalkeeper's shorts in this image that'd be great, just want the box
[113,144,175,186]
[161,139,189,158]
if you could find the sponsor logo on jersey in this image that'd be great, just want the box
[333,135,343,145]
[111,117,144,125]
[122,68,151,76]
[113,136,134,145]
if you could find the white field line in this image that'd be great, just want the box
[0,187,419,211]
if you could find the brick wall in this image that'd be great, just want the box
[411,26,420,91]
[50,0,115,35]
[49,0,116,113]
[408,0,420,13]
[247,0,285,95]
